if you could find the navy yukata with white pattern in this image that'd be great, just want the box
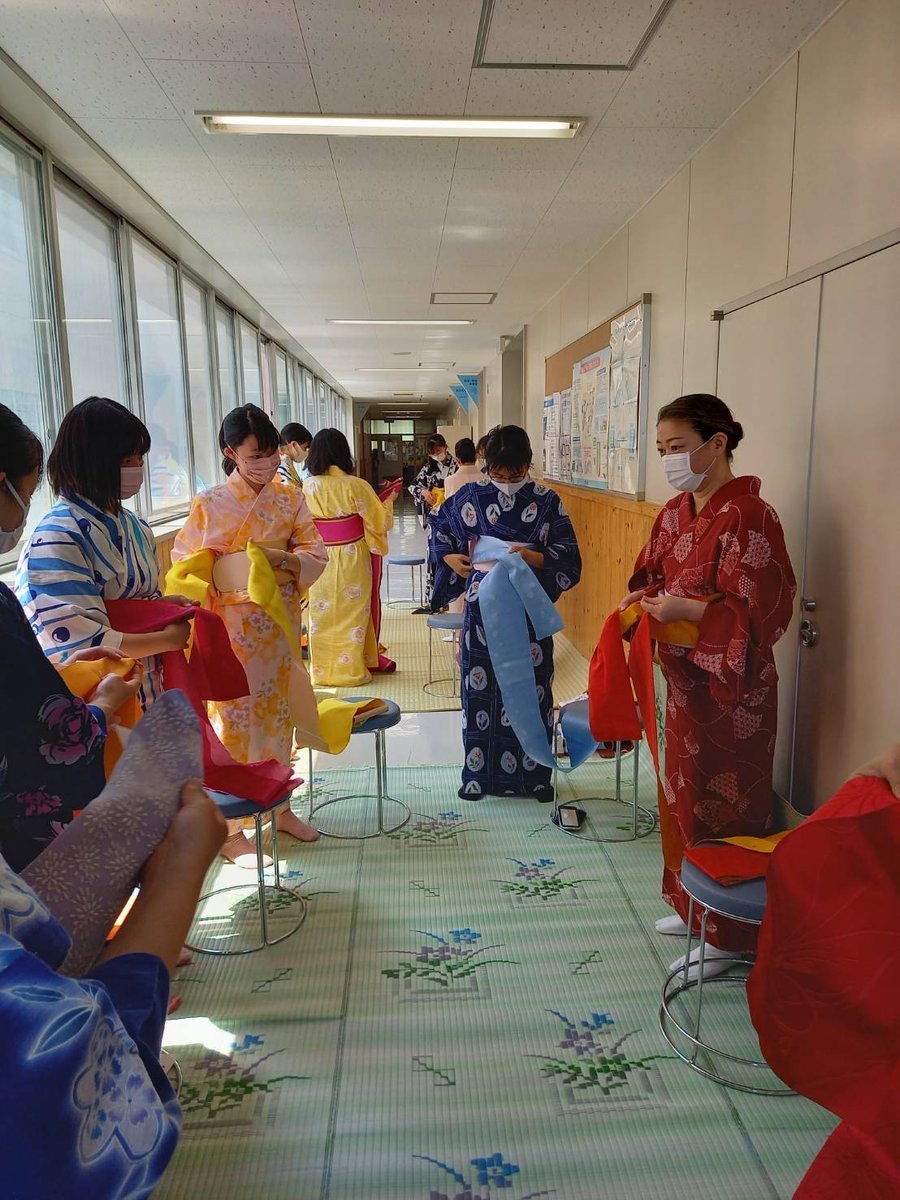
[429,479,581,799]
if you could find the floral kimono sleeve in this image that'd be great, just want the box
[288,490,327,589]
[355,481,390,557]
[690,500,797,705]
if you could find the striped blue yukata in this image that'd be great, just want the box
[16,493,164,706]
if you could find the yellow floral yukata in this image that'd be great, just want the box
[172,473,326,763]
[303,468,390,687]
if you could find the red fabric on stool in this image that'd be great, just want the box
[684,841,773,885]
[106,598,297,807]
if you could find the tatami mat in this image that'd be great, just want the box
[160,760,834,1200]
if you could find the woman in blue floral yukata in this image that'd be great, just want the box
[429,425,581,801]
[0,403,227,1199]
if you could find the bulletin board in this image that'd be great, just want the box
[543,294,651,500]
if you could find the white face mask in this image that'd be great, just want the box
[120,463,145,500]
[0,479,29,553]
[491,475,529,498]
[663,437,715,493]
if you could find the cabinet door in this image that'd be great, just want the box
[791,243,900,809]
[717,278,820,799]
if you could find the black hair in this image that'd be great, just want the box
[483,424,532,473]
[219,404,280,476]
[426,434,447,457]
[280,422,312,447]
[454,437,476,464]
[306,428,355,476]
[0,403,44,489]
[475,435,488,457]
[48,396,150,512]
[657,394,744,461]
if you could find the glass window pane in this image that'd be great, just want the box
[239,317,261,405]
[215,302,239,412]
[301,368,315,428]
[182,276,217,492]
[131,236,191,515]
[274,348,290,430]
[0,134,58,564]
[55,184,129,408]
[317,377,327,430]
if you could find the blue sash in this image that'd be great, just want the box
[472,536,596,770]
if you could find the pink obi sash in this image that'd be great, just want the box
[314,514,365,546]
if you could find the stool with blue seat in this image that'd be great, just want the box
[425,611,464,699]
[185,789,308,956]
[307,697,411,839]
[659,855,793,1094]
[552,699,656,842]
[386,554,425,607]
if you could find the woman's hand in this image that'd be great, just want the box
[854,744,900,798]
[619,588,647,611]
[159,620,192,652]
[258,546,297,571]
[166,593,198,608]
[444,553,473,578]
[65,646,127,664]
[140,779,228,889]
[509,545,545,570]
[88,669,143,718]
[421,488,436,507]
[641,593,708,623]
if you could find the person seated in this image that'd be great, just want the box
[279,422,313,486]
[0,404,140,870]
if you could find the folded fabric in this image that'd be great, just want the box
[105,598,297,808]
[684,832,792,884]
[314,697,386,754]
[57,657,144,775]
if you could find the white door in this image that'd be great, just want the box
[791,243,900,810]
[716,279,821,798]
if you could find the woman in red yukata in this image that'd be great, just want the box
[622,394,796,976]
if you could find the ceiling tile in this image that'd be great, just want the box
[147,59,321,124]
[485,0,668,66]
[106,0,308,63]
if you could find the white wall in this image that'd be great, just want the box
[498,0,900,503]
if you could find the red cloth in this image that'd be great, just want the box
[588,609,642,743]
[683,841,773,884]
[378,478,402,503]
[105,598,297,808]
[747,774,900,1192]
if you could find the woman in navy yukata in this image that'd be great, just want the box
[430,425,581,801]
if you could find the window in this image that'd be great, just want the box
[301,367,316,429]
[317,377,328,430]
[239,317,262,405]
[130,235,191,516]
[182,274,217,492]
[274,347,290,431]
[55,183,129,409]
[215,302,239,413]
[0,131,58,561]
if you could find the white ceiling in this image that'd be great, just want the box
[0,0,841,409]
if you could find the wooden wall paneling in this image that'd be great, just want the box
[155,531,177,580]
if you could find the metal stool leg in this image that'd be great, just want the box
[386,562,391,603]
[631,741,640,837]
[255,813,269,946]
[375,729,386,833]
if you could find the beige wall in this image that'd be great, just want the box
[500,0,900,503]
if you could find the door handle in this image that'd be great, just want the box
[799,618,818,648]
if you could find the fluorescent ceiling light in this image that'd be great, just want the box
[329,318,474,326]
[356,367,447,373]
[201,113,582,139]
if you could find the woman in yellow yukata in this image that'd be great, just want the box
[302,428,394,687]
[172,405,327,865]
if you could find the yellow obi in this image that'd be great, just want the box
[619,593,722,648]
[58,658,143,775]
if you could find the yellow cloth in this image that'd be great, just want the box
[58,658,143,776]
[430,487,446,512]
[619,594,722,647]
[315,697,386,754]
[716,832,792,853]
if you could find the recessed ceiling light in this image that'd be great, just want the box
[201,114,583,139]
[329,318,474,326]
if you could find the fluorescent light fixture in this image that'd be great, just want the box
[329,318,474,326]
[201,113,583,139]
[356,367,447,373]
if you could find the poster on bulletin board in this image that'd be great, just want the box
[570,348,610,489]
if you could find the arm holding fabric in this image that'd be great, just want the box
[535,496,582,601]
[356,479,390,556]
[288,491,328,589]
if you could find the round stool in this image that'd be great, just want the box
[186,791,308,956]
[307,698,411,839]
[659,857,793,1095]
[425,612,464,698]
[386,555,425,607]
[552,700,655,842]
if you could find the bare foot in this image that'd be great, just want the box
[276,809,320,843]
[167,994,182,1016]
[176,947,193,967]
[221,830,274,869]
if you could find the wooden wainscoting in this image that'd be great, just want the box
[548,484,660,660]
[154,530,178,579]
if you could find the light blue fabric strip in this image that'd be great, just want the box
[472,536,596,771]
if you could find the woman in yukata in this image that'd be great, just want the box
[16,396,192,708]
[173,404,327,864]
[302,428,393,687]
[430,424,582,802]
[0,401,228,1199]
[408,433,458,613]
[623,394,796,974]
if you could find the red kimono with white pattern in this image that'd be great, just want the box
[630,476,797,948]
